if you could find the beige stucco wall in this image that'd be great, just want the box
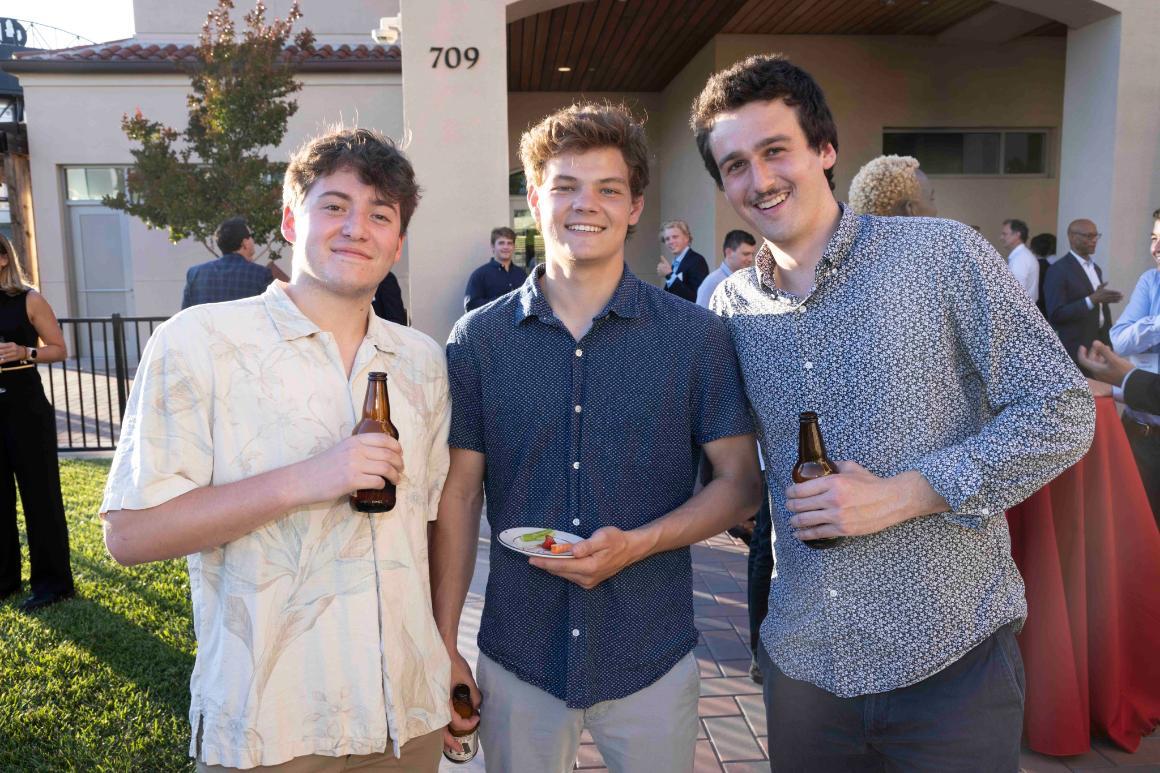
[507,91,664,284]
[18,71,403,316]
[133,0,398,45]
[659,34,1067,262]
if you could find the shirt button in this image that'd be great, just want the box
[828,589,838,598]
[797,304,807,313]
[572,518,580,526]
[804,361,814,370]
[572,629,580,637]
[572,461,580,470]
[574,405,582,413]
[980,508,990,515]
[575,348,583,357]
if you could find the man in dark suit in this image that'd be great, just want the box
[1044,218,1123,361]
[181,217,283,309]
[372,271,408,325]
[655,220,709,302]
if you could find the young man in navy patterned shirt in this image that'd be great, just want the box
[430,104,762,772]
[693,55,1095,771]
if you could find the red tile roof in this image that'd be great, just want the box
[5,40,400,72]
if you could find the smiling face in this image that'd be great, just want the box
[661,227,690,256]
[492,236,515,263]
[281,166,403,299]
[707,99,837,253]
[527,147,643,269]
[1151,218,1160,269]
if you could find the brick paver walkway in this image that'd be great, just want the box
[443,525,1159,773]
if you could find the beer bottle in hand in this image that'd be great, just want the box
[792,411,845,550]
[351,372,398,513]
[442,683,479,763]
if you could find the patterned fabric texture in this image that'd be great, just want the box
[711,204,1095,697]
[182,253,275,309]
[448,264,753,709]
[101,284,451,767]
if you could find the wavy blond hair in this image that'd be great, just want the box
[0,233,33,296]
[848,155,922,216]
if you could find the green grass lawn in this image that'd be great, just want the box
[0,459,196,771]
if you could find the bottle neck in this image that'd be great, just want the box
[798,420,828,462]
[362,378,390,422]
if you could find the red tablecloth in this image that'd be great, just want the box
[1007,397,1160,756]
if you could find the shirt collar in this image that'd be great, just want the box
[754,202,859,293]
[720,262,734,278]
[672,246,690,265]
[1071,250,1095,268]
[514,263,645,326]
[262,282,397,353]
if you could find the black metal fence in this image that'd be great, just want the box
[44,314,169,451]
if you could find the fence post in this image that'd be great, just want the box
[111,313,129,415]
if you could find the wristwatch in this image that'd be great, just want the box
[27,347,37,361]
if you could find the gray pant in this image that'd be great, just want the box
[476,651,699,773]
[757,622,1025,772]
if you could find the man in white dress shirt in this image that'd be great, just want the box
[696,229,757,308]
[1001,219,1038,302]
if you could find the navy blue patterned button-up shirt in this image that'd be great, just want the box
[181,253,274,309]
[448,264,752,708]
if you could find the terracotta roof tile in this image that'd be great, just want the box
[13,40,400,65]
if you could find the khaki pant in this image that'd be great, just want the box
[196,729,443,773]
[476,651,699,773]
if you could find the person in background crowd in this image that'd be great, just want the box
[1105,208,1160,518]
[656,220,709,302]
[464,226,527,311]
[101,128,452,771]
[1029,232,1057,314]
[432,103,761,773]
[1045,219,1123,361]
[181,217,284,309]
[847,154,936,217]
[1001,218,1038,302]
[0,233,75,613]
[373,270,408,325]
[696,229,757,308]
[693,53,1095,771]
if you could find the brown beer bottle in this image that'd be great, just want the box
[442,683,479,763]
[792,411,845,550]
[351,372,399,513]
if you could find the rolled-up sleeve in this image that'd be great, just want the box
[913,226,1095,525]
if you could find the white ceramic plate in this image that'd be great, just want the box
[497,527,583,560]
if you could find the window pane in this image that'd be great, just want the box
[883,133,964,174]
[1004,132,1046,174]
[509,170,528,196]
[66,168,89,200]
[65,168,124,201]
[962,133,1001,174]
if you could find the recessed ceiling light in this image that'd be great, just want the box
[558,66,572,72]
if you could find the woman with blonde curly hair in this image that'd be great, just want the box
[0,233,74,612]
[848,154,937,217]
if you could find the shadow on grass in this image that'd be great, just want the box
[23,593,194,724]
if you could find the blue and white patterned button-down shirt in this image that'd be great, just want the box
[711,205,1095,697]
[448,264,753,708]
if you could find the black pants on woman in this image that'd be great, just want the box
[0,382,74,597]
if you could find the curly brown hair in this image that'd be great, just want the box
[518,103,650,200]
[691,54,838,192]
[283,127,421,233]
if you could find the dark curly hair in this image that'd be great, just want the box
[283,127,420,233]
[691,54,838,191]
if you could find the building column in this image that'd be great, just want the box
[1056,3,1160,297]
[399,0,510,342]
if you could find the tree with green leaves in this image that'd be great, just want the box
[105,0,315,258]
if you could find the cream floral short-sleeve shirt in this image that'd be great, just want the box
[101,283,451,769]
